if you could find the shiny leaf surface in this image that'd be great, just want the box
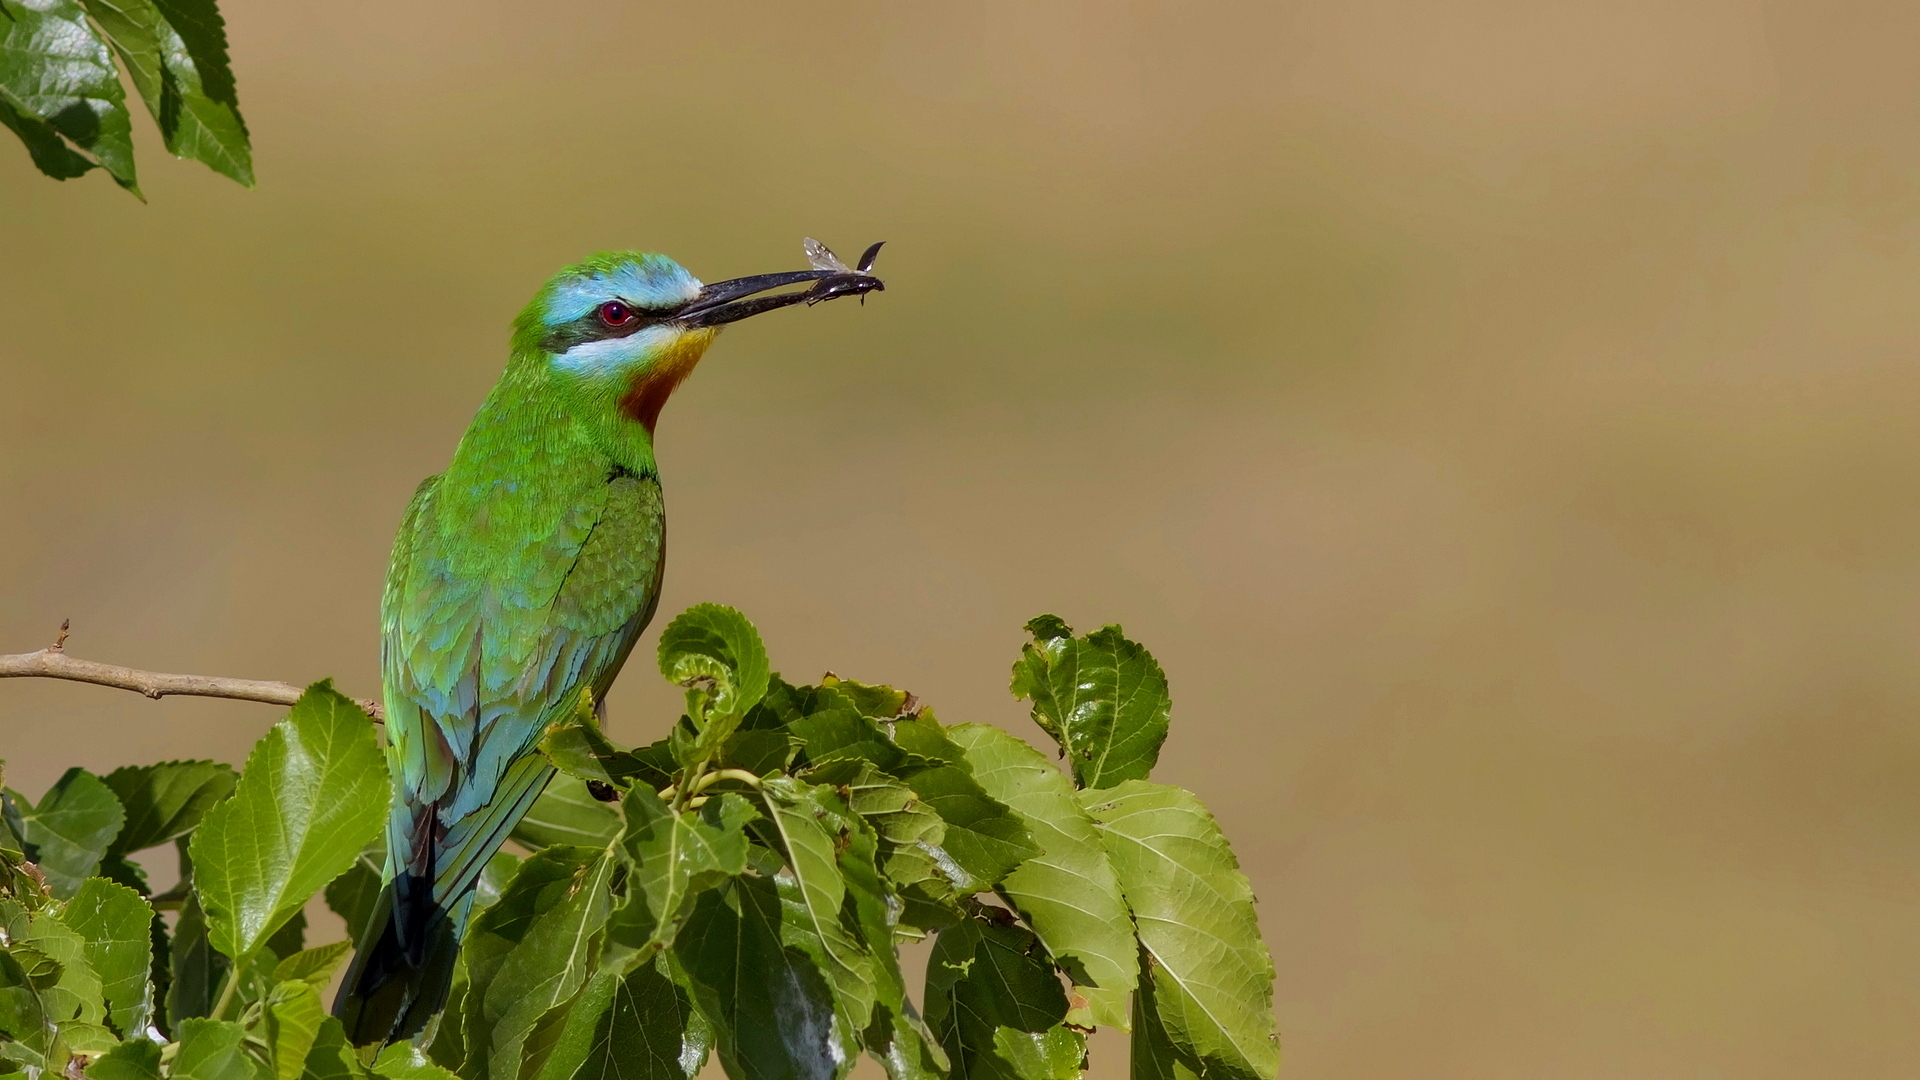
[1010,619,1169,790]
[191,682,387,963]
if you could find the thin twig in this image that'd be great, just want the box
[0,622,383,720]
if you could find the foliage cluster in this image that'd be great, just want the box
[0,606,1277,1080]
[0,0,250,194]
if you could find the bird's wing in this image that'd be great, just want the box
[382,473,665,907]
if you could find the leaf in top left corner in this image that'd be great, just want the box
[0,0,140,191]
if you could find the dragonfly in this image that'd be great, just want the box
[802,237,887,304]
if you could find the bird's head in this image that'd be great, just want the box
[516,250,877,433]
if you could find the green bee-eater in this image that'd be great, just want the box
[334,246,883,1045]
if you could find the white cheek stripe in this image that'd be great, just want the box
[554,326,679,377]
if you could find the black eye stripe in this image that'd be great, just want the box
[540,304,671,353]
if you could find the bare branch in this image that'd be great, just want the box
[1,623,383,720]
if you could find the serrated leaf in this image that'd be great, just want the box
[816,676,912,720]
[461,847,614,1080]
[898,764,1036,893]
[87,1036,162,1080]
[990,1028,1083,1080]
[604,792,753,967]
[512,777,619,850]
[833,807,945,1080]
[298,1014,366,1080]
[656,605,770,747]
[173,1016,264,1080]
[843,766,952,926]
[0,0,138,190]
[266,980,327,1080]
[760,779,876,1036]
[12,897,106,1028]
[675,877,854,1080]
[0,895,110,1072]
[74,0,251,183]
[778,684,904,774]
[1010,620,1170,790]
[270,940,351,989]
[65,877,155,1038]
[925,917,1083,1080]
[101,761,237,856]
[948,725,1134,1029]
[527,958,695,1080]
[1081,783,1276,1080]
[372,1042,460,1080]
[191,682,388,964]
[8,769,126,899]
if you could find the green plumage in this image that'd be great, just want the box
[333,246,882,1045]
[334,254,692,1044]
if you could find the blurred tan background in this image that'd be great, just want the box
[5,0,1919,1075]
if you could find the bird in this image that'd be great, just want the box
[332,247,884,1046]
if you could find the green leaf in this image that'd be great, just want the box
[759,779,877,1035]
[674,876,855,1080]
[512,777,619,851]
[0,91,94,178]
[322,840,384,944]
[656,604,770,745]
[540,690,652,789]
[779,684,904,774]
[191,682,388,964]
[167,880,226,1028]
[87,1036,163,1080]
[0,895,111,1070]
[266,980,327,1080]
[948,725,1134,1029]
[843,766,951,927]
[989,1027,1083,1080]
[1010,619,1170,790]
[65,877,156,1038]
[898,763,1036,894]
[816,676,914,720]
[832,805,945,1080]
[101,761,238,856]
[603,792,754,967]
[924,917,1084,1080]
[298,1015,368,1080]
[73,0,251,184]
[527,958,696,1080]
[1081,783,1276,1080]
[270,941,351,989]
[172,1016,264,1080]
[264,907,307,962]
[372,1043,460,1080]
[460,847,614,1080]
[0,0,138,191]
[8,768,126,899]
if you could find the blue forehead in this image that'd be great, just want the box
[540,252,703,326]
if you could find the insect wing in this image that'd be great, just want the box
[803,237,851,273]
[856,241,885,273]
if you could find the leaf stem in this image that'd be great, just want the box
[210,957,244,1021]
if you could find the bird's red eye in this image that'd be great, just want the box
[598,301,635,326]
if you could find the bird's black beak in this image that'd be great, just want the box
[677,266,885,328]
